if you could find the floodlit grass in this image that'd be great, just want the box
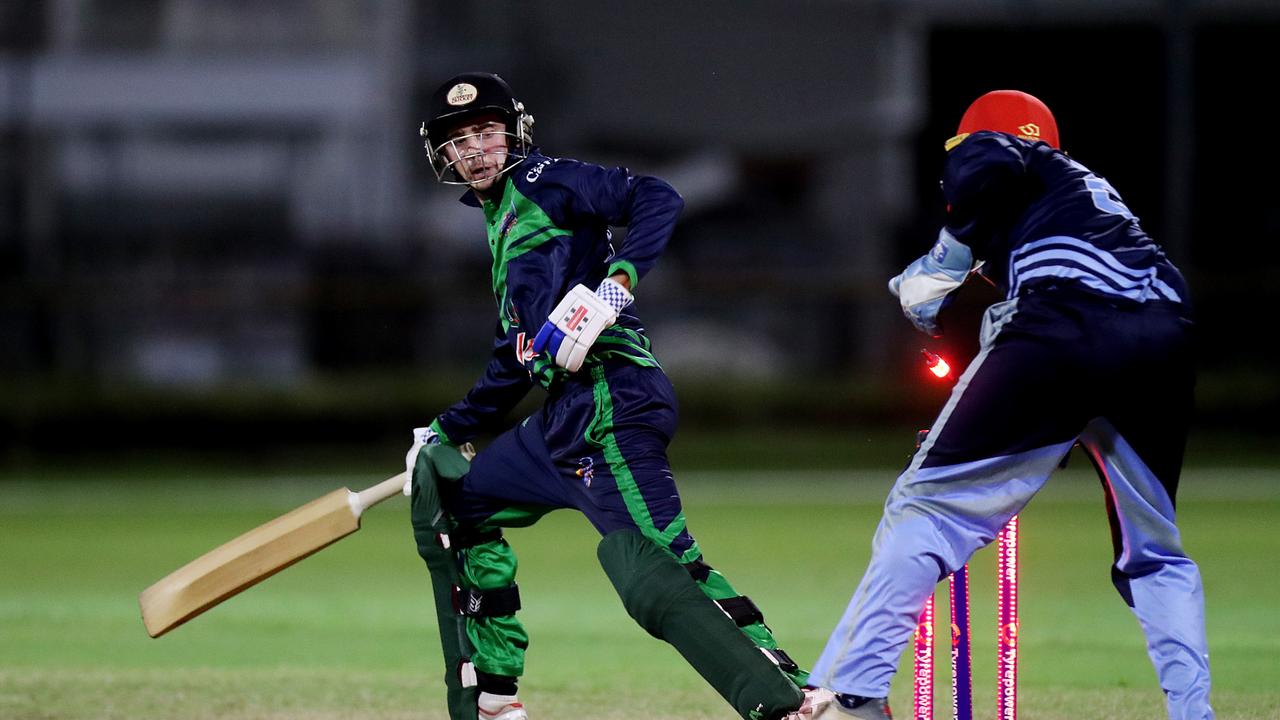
[1,464,1277,719]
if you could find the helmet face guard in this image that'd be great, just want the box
[420,113,532,186]
[420,73,535,186]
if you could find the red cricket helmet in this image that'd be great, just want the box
[945,90,1059,151]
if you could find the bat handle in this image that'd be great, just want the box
[349,472,409,517]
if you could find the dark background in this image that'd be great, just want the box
[1,1,1276,468]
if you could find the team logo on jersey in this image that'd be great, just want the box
[929,239,949,263]
[525,159,551,182]
[514,332,536,364]
[446,83,478,106]
[575,457,595,487]
[499,209,518,240]
[1017,123,1041,140]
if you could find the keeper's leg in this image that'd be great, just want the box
[1071,297,1212,720]
[811,300,1088,699]
[1079,418,1211,720]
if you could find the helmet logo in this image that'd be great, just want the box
[1017,123,1041,139]
[446,83,478,106]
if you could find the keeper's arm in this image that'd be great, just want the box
[890,132,1029,335]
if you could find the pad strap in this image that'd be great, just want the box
[453,584,522,617]
[457,660,478,688]
[596,530,803,718]
[446,526,504,550]
[760,647,801,675]
[715,595,766,628]
[682,558,713,583]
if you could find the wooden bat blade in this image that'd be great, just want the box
[139,487,360,638]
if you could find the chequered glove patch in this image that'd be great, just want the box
[595,278,634,313]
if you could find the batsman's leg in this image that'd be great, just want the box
[410,440,553,720]
[687,558,809,686]
[569,364,812,718]
[598,529,804,720]
[596,436,811,687]
[410,443,483,720]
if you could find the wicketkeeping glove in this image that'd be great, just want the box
[889,229,975,336]
[532,278,633,372]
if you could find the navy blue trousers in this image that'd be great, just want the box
[436,362,798,684]
[450,362,701,562]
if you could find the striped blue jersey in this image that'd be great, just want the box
[943,131,1188,307]
[430,149,684,444]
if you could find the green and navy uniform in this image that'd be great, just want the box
[416,150,802,689]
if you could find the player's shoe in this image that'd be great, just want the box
[477,692,528,720]
[813,693,893,720]
[776,686,836,719]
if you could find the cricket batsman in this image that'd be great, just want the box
[407,72,832,720]
[810,91,1213,720]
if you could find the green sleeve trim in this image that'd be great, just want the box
[606,259,639,290]
[428,418,454,446]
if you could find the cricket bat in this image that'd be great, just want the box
[139,471,407,638]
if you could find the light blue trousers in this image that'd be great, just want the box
[812,299,1213,720]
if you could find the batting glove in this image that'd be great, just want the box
[889,229,975,336]
[403,426,441,495]
[532,278,633,372]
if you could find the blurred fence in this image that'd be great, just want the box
[2,1,1278,459]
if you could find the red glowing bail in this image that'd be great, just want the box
[921,349,952,379]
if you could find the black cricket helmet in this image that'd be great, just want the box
[420,72,534,185]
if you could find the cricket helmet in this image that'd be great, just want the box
[419,72,535,184]
[945,90,1059,151]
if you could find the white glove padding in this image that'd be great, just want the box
[532,279,632,372]
[889,229,975,336]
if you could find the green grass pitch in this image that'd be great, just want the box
[2,463,1277,719]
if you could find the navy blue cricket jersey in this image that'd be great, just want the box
[944,131,1189,309]
[430,149,684,445]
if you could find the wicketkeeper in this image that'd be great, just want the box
[810,91,1213,720]
[407,72,831,720]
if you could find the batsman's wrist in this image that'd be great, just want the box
[606,260,638,291]
[608,271,632,291]
[595,277,634,313]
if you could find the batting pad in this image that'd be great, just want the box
[597,530,802,720]
[410,444,480,720]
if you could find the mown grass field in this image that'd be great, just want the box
[2,456,1277,719]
